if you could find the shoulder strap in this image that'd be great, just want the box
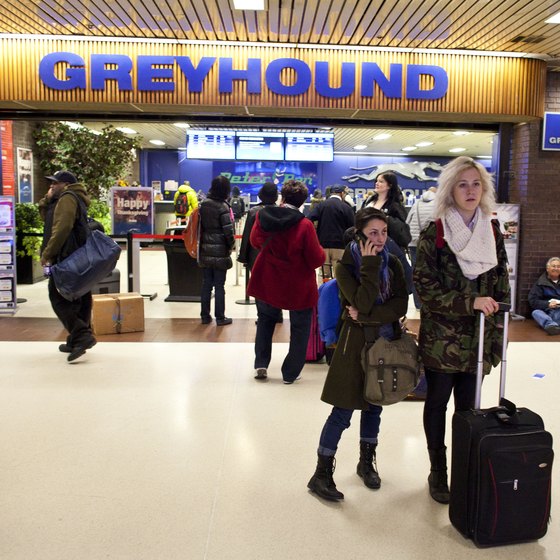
[435,218,445,249]
[60,190,89,231]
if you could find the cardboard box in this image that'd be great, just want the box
[92,293,144,335]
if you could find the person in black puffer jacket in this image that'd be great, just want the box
[198,175,236,326]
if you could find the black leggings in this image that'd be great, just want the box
[423,369,477,450]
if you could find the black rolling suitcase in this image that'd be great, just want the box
[449,303,554,547]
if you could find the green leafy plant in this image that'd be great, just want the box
[88,198,111,232]
[33,122,142,200]
[15,202,43,259]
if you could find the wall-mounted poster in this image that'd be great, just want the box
[17,147,33,203]
[110,187,154,235]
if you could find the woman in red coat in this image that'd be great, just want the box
[248,179,325,383]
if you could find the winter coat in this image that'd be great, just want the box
[528,273,560,311]
[307,195,355,249]
[173,184,198,217]
[198,196,235,270]
[237,202,274,269]
[247,205,325,310]
[39,183,91,264]
[413,221,510,376]
[321,249,408,410]
[406,189,436,246]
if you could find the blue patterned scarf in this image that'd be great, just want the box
[349,242,391,302]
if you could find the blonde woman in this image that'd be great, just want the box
[413,157,510,504]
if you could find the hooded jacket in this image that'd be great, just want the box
[247,205,325,310]
[406,188,437,246]
[39,183,91,264]
[307,194,355,249]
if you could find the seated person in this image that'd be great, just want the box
[528,257,560,335]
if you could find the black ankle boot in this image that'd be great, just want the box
[307,453,344,501]
[357,441,381,489]
[428,447,450,504]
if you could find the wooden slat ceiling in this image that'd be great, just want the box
[1,0,560,62]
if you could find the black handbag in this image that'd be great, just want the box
[51,194,121,301]
[361,324,420,406]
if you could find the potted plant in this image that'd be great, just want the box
[15,202,44,284]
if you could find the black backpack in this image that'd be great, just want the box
[231,197,245,220]
[174,191,189,216]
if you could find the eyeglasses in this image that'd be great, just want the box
[548,265,560,269]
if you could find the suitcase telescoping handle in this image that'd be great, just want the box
[474,302,511,410]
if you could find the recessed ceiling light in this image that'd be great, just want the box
[545,12,560,23]
[116,127,137,134]
[402,146,417,152]
[372,133,392,140]
[173,122,190,129]
[354,144,368,150]
[449,147,466,153]
[149,139,165,146]
[415,141,434,147]
[453,130,471,136]
[233,0,265,10]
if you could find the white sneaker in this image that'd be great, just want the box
[254,368,268,380]
[283,375,302,385]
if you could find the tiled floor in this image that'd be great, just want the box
[0,248,558,559]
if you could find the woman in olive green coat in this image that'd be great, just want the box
[307,208,408,502]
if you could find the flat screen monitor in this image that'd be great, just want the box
[186,130,236,160]
[235,131,285,161]
[285,132,334,162]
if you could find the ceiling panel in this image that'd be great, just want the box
[1,1,560,62]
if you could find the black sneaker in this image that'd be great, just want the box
[201,316,212,325]
[216,317,233,326]
[67,347,87,362]
[545,324,560,335]
[59,343,73,353]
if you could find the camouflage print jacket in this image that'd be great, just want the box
[413,220,510,375]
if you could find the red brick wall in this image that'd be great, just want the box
[510,72,560,316]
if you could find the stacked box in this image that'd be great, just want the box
[91,268,121,295]
[91,292,144,335]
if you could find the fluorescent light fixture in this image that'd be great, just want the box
[354,144,368,150]
[372,133,392,140]
[173,122,190,129]
[453,130,471,136]
[545,12,560,23]
[335,151,405,157]
[402,146,417,152]
[449,147,466,153]
[149,139,165,146]
[233,0,265,10]
[116,127,137,134]
[415,141,434,147]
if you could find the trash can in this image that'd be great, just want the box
[163,227,203,302]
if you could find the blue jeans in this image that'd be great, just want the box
[318,405,382,456]
[532,308,560,330]
[201,268,227,320]
[254,300,312,382]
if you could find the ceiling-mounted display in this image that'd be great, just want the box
[235,131,285,161]
[285,132,334,162]
[186,130,236,160]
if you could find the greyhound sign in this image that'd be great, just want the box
[342,161,443,183]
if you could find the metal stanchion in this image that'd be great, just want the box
[235,265,255,305]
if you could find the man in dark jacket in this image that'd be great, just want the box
[528,257,560,335]
[39,170,96,362]
[307,184,355,279]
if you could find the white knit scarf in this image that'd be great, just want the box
[442,207,497,280]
